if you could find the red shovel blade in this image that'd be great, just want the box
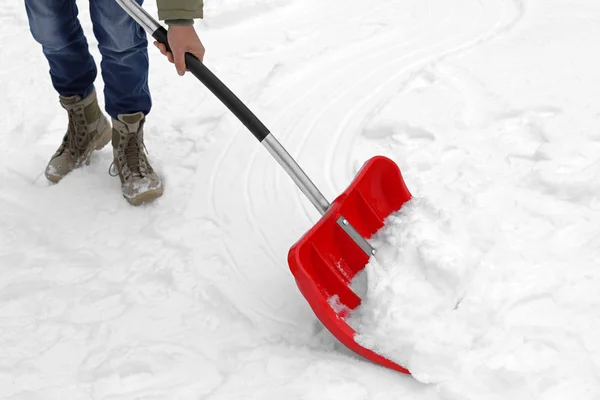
[288,155,412,374]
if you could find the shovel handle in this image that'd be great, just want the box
[116,0,374,256]
[151,27,271,143]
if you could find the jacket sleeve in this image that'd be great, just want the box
[156,0,204,21]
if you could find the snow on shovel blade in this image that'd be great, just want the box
[288,155,412,374]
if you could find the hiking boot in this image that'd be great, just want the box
[45,88,111,183]
[110,112,163,206]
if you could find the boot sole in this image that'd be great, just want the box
[125,186,164,206]
[45,172,61,184]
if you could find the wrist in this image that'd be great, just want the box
[165,19,194,26]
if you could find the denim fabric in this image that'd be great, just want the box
[24,0,152,119]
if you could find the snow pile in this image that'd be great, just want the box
[347,197,484,381]
[348,192,600,399]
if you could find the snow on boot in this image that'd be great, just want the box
[110,112,163,206]
[45,88,111,183]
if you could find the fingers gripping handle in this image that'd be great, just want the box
[151,27,271,142]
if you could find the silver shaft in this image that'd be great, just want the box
[263,135,375,256]
[263,134,330,216]
[115,0,160,33]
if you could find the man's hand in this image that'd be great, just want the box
[153,25,205,76]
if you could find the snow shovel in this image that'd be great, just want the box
[117,0,413,375]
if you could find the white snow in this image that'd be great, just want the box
[2,0,600,399]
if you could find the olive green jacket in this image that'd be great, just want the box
[156,0,204,21]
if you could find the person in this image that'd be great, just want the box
[24,0,206,206]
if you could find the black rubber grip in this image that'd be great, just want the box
[152,26,271,142]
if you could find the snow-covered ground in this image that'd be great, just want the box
[2,0,600,399]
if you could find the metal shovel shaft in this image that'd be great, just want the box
[116,0,375,256]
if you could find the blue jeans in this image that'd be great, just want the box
[24,0,151,119]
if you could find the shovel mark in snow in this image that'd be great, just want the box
[361,121,436,143]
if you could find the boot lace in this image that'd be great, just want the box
[109,120,151,181]
[56,106,88,160]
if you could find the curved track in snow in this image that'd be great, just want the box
[196,0,522,334]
